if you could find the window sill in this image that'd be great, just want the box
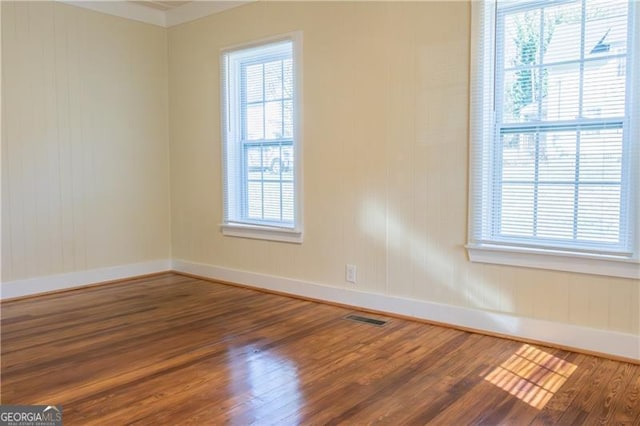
[221,223,303,244]
[466,243,639,279]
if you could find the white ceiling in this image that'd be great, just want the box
[61,0,252,27]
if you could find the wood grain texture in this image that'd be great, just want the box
[2,273,639,425]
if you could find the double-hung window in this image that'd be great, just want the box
[221,34,302,243]
[468,0,639,278]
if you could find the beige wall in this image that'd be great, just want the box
[168,1,639,335]
[1,2,171,282]
[1,0,637,338]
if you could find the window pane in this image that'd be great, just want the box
[545,63,581,121]
[246,145,266,172]
[265,101,283,139]
[538,131,577,182]
[284,100,293,138]
[502,69,541,123]
[259,145,294,177]
[243,144,294,223]
[265,60,283,101]
[502,133,536,182]
[247,181,263,219]
[579,129,622,182]
[282,182,294,222]
[537,184,575,239]
[283,59,293,99]
[503,9,541,70]
[245,64,263,103]
[281,145,294,178]
[584,0,628,57]
[498,127,625,244]
[246,104,264,140]
[577,185,620,242]
[542,2,582,64]
[583,58,626,118]
[501,184,535,237]
[263,182,282,220]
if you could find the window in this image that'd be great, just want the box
[221,34,303,243]
[468,0,639,278]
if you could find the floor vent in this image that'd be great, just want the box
[344,314,388,327]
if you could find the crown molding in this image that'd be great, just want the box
[166,1,252,27]
[59,1,167,26]
[58,1,253,28]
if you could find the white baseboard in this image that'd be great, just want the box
[172,258,640,361]
[0,259,171,300]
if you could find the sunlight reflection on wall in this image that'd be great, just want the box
[484,344,577,409]
[359,197,513,313]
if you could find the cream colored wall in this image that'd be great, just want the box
[2,0,636,338]
[1,1,171,282]
[168,1,639,336]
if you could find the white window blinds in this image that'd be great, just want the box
[469,0,639,275]
[221,36,302,242]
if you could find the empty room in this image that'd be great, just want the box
[1,0,639,424]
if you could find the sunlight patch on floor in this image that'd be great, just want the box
[484,344,577,409]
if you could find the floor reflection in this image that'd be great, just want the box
[226,344,303,423]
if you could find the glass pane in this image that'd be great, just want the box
[263,182,282,221]
[283,59,293,99]
[260,145,294,178]
[503,9,541,70]
[265,60,283,101]
[584,0,628,58]
[246,104,264,140]
[263,146,282,178]
[583,58,626,118]
[579,129,622,182]
[245,64,263,103]
[283,100,293,138]
[500,184,534,237]
[265,101,283,139]
[538,131,577,182]
[246,145,265,172]
[502,133,536,183]
[545,63,581,120]
[542,2,582,64]
[281,145,294,178]
[577,185,620,242]
[537,184,575,239]
[502,69,541,123]
[247,181,263,219]
[282,182,294,222]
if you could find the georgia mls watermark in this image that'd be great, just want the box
[0,405,62,426]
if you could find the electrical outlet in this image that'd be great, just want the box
[346,264,357,283]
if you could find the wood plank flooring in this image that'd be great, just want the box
[1,273,639,425]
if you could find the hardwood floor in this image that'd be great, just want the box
[1,273,639,425]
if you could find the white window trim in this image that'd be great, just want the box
[221,223,303,244]
[467,0,640,279]
[466,244,639,279]
[220,32,304,244]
